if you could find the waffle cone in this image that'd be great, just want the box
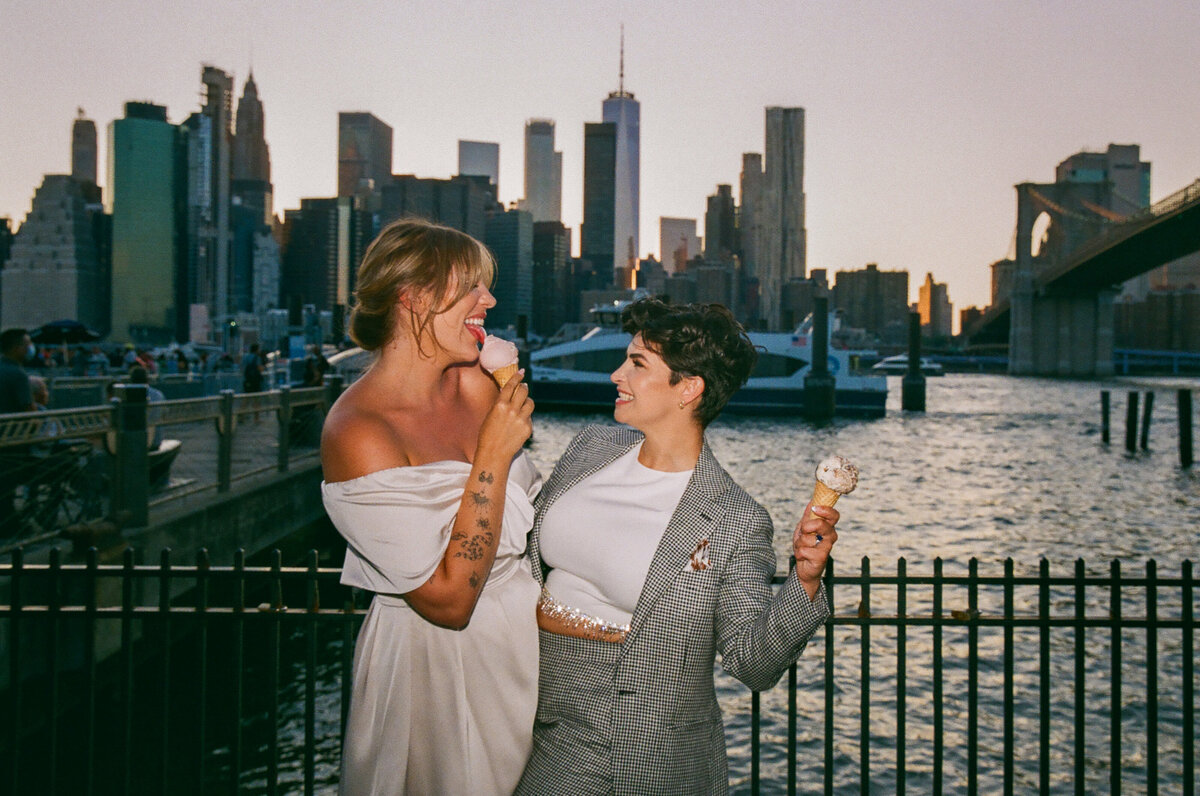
[491,363,519,387]
[811,480,842,509]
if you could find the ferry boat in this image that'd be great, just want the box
[530,301,888,418]
[870,354,945,376]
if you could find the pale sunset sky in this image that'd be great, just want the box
[2,0,1198,312]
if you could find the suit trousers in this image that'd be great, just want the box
[515,630,622,795]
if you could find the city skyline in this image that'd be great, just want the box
[3,1,1199,312]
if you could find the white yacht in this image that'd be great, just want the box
[870,354,945,376]
[530,302,888,418]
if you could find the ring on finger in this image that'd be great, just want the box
[815,534,824,543]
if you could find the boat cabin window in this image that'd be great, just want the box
[537,349,630,373]
[751,353,807,378]
[539,349,807,378]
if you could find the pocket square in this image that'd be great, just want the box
[685,538,710,571]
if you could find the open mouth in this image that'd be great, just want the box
[465,317,486,345]
[615,390,633,404]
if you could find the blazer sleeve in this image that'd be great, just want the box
[714,500,831,692]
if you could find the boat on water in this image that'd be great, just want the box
[530,301,888,418]
[870,354,945,376]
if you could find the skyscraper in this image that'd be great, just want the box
[523,119,562,223]
[658,217,700,274]
[1056,143,1152,299]
[601,34,640,277]
[338,112,393,197]
[832,263,910,345]
[458,140,500,194]
[281,196,370,326]
[71,109,97,186]
[380,174,493,241]
[760,106,807,330]
[581,121,617,287]
[183,65,234,341]
[704,184,736,261]
[107,101,186,343]
[918,272,953,338]
[1,175,104,331]
[484,208,534,332]
[739,153,764,268]
[232,73,275,314]
[233,73,272,221]
[532,221,571,334]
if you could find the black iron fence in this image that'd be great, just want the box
[0,380,337,554]
[0,552,1195,795]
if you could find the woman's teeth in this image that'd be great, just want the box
[465,318,485,343]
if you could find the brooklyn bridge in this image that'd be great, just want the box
[969,176,1200,376]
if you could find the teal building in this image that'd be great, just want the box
[106,102,185,344]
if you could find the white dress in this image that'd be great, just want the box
[322,452,541,795]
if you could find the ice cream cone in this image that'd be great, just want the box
[492,363,519,387]
[811,480,842,509]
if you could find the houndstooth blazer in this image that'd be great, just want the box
[527,424,831,795]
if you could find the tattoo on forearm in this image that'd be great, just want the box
[469,490,489,506]
[454,535,486,561]
[477,471,495,484]
[469,572,481,589]
[476,517,490,530]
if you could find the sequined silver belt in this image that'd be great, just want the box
[537,587,630,643]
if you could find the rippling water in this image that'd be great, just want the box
[260,374,1198,794]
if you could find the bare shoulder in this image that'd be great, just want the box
[320,390,410,482]
[459,362,500,405]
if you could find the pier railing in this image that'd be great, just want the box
[0,379,340,554]
[0,552,1194,795]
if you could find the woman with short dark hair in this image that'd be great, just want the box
[517,298,838,795]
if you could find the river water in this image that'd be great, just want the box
[262,374,1199,794]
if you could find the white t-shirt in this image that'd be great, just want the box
[541,441,694,627]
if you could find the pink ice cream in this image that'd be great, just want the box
[480,335,520,385]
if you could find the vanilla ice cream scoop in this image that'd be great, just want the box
[811,455,858,510]
[480,334,520,386]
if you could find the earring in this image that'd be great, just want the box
[678,400,686,410]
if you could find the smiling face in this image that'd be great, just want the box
[610,334,701,432]
[418,276,496,362]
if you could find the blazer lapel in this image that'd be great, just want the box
[620,438,730,659]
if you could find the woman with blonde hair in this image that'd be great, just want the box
[321,218,538,794]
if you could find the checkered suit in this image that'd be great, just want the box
[518,425,830,795]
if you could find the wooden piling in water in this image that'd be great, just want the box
[1180,389,1194,468]
[1101,390,1110,444]
[1125,392,1139,454]
[803,296,836,422]
[901,312,926,412]
[1140,392,1154,450]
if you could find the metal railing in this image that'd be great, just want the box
[0,379,340,553]
[1114,348,1200,376]
[0,552,1194,795]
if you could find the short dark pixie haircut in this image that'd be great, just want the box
[621,298,757,427]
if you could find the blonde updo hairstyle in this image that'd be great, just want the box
[349,218,495,354]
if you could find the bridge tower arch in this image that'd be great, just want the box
[1009,181,1117,376]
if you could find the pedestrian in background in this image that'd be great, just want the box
[0,329,35,413]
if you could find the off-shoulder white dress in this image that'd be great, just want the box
[322,452,542,796]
